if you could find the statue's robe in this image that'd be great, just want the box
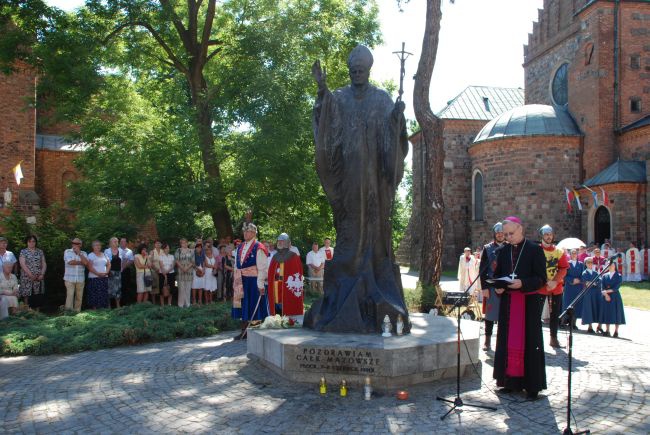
[303,83,410,333]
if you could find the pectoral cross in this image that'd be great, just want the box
[509,272,517,280]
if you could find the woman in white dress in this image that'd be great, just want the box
[203,245,218,304]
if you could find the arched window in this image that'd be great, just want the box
[551,62,569,106]
[472,171,484,221]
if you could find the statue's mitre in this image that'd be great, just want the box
[347,45,373,69]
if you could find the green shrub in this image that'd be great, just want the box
[404,284,440,313]
[0,302,240,356]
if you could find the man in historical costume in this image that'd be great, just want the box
[319,238,335,262]
[492,216,547,399]
[592,247,607,273]
[458,247,479,293]
[267,233,304,318]
[625,243,642,282]
[642,246,649,281]
[538,225,568,348]
[479,222,505,352]
[304,45,410,333]
[232,223,269,340]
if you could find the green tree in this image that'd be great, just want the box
[86,0,381,239]
[2,1,381,242]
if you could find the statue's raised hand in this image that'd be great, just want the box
[312,60,327,91]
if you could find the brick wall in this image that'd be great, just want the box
[440,119,485,268]
[468,135,583,246]
[619,6,650,129]
[0,63,36,192]
[524,1,650,180]
[619,124,650,160]
[34,149,80,207]
[398,119,487,270]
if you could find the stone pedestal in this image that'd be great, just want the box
[247,313,480,389]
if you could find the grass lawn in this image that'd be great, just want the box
[441,270,457,278]
[620,281,650,311]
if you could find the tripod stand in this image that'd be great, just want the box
[558,257,615,435]
[437,261,497,420]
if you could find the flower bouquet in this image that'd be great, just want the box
[258,314,301,329]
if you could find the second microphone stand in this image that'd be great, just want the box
[437,258,497,420]
[557,255,616,435]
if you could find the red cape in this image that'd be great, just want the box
[267,252,304,316]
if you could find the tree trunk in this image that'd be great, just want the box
[413,0,444,287]
[191,77,234,239]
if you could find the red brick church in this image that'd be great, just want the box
[0,61,82,221]
[0,62,159,239]
[400,0,650,270]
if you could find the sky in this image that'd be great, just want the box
[46,0,544,119]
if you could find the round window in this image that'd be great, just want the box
[551,63,568,106]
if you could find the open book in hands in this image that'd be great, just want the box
[485,276,515,289]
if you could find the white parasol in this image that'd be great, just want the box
[557,237,586,251]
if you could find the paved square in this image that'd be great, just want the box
[0,309,648,434]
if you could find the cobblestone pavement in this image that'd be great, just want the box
[1,314,648,434]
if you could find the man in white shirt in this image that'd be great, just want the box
[319,238,335,261]
[306,242,325,293]
[63,238,88,312]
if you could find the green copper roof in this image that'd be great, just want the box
[583,160,647,187]
[473,104,582,142]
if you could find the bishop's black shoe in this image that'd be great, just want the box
[526,391,539,400]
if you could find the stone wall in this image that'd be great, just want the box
[468,135,583,245]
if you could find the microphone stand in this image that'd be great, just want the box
[437,256,497,420]
[558,255,616,435]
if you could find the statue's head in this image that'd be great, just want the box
[347,45,373,87]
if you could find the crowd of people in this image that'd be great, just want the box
[459,226,640,348]
[0,231,335,320]
[456,217,638,400]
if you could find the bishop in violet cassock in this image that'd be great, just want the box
[492,216,547,399]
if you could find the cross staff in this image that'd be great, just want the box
[393,42,413,103]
